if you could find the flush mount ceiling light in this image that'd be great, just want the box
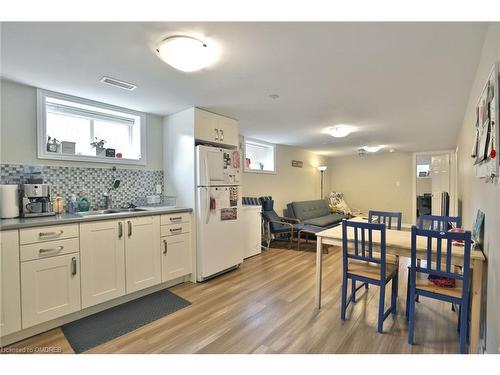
[328,126,352,138]
[156,35,219,72]
[361,145,382,153]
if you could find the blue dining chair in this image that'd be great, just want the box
[341,220,399,333]
[369,210,402,231]
[417,214,461,231]
[407,226,472,353]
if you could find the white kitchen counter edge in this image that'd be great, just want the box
[0,206,193,231]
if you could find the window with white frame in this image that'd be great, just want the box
[37,90,146,165]
[416,164,431,177]
[243,138,276,173]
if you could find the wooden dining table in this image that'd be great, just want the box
[314,217,486,354]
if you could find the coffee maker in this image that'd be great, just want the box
[21,184,56,217]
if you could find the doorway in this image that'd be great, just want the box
[411,151,457,225]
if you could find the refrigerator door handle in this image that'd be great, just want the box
[205,187,211,224]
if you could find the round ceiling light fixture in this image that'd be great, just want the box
[156,35,219,72]
[328,126,352,138]
[361,145,382,153]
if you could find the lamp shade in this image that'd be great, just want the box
[317,165,328,171]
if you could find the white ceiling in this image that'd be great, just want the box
[0,22,488,155]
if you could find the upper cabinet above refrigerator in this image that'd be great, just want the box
[194,108,239,148]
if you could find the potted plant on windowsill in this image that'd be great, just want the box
[90,138,107,157]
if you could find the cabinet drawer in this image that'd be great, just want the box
[20,238,80,262]
[20,224,79,245]
[161,222,191,237]
[160,212,190,225]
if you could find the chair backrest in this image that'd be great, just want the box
[260,199,283,232]
[410,226,471,292]
[368,210,402,230]
[342,220,387,277]
[242,197,261,205]
[418,214,461,231]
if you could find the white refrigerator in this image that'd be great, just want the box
[195,145,243,281]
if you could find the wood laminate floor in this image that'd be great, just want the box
[6,245,460,354]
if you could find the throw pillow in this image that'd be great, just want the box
[328,192,352,215]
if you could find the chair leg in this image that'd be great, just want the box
[459,301,469,354]
[351,280,356,303]
[391,271,398,315]
[406,270,410,319]
[378,283,386,333]
[408,284,416,345]
[341,275,348,321]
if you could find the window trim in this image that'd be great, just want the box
[243,137,277,174]
[37,89,147,166]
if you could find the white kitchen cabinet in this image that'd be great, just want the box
[125,216,161,293]
[161,233,192,282]
[80,220,126,308]
[21,253,81,328]
[0,230,21,336]
[194,108,239,147]
[241,206,262,259]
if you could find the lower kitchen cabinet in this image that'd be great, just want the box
[125,216,161,293]
[0,230,21,336]
[80,220,126,308]
[21,253,81,329]
[161,233,191,282]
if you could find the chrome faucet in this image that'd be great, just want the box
[102,178,121,209]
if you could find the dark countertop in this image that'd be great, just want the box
[0,206,193,231]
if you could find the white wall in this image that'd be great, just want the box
[0,79,163,170]
[416,177,432,195]
[242,144,330,214]
[329,152,413,223]
[456,23,500,354]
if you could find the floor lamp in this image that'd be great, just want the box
[317,165,327,198]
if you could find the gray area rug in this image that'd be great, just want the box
[62,289,191,353]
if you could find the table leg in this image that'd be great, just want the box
[315,236,323,309]
[469,258,484,353]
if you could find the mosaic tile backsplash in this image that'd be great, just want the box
[0,164,164,211]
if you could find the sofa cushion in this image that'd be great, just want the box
[303,213,345,227]
[291,200,330,221]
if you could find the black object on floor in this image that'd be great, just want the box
[62,289,191,353]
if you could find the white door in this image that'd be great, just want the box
[196,145,224,186]
[80,220,126,308]
[217,116,239,147]
[194,108,219,143]
[196,186,243,280]
[161,233,192,282]
[21,253,81,328]
[125,216,161,294]
[0,230,21,336]
[431,154,450,215]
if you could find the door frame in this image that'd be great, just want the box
[411,150,457,225]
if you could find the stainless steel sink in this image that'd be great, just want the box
[76,208,147,216]
[76,210,115,216]
[108,208,148,213]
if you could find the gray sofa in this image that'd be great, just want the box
[286,199,348,228]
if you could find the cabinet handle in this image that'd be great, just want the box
[39,230,63,239]
[170,227,182,233]
[169,216,182,222]
[39,246,64,254]
[220,129,224,141]
[118,222,123,238]
[214,128,219,141]
[127,221,132,237]
[71,257,77,275]
[163,239,168,255]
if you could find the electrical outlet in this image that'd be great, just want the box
[156,184,162,194]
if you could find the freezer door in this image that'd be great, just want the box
[196,186,243,280]
[196,145,224,186]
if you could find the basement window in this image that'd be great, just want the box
[243,138,276,174]
[37,89,147,165]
